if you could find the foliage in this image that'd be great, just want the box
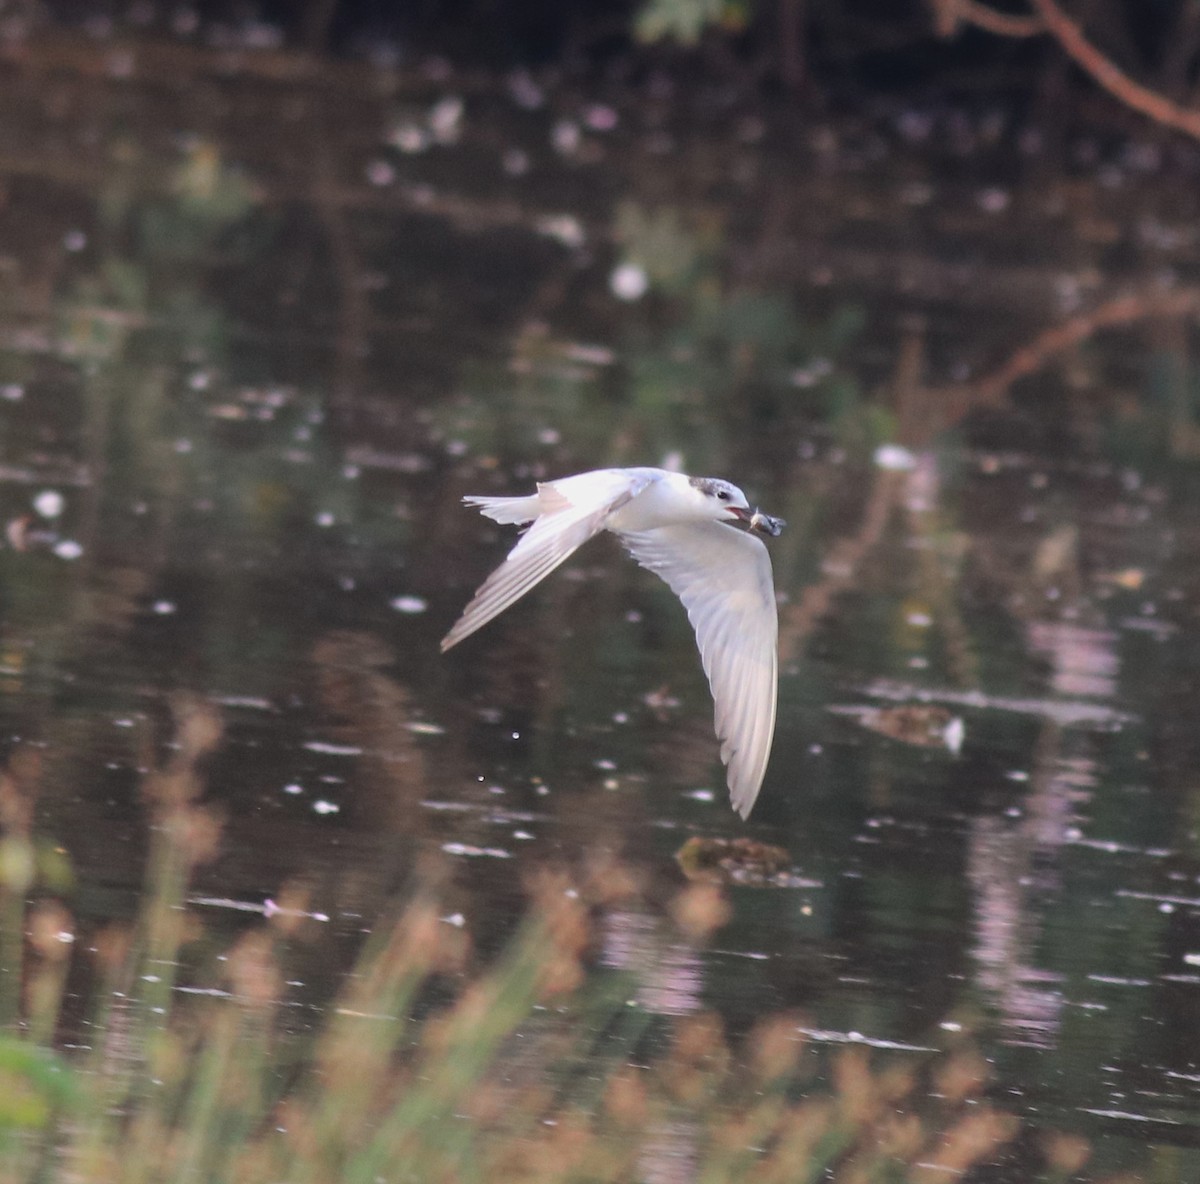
[0,699,1118,1184]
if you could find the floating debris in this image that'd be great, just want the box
[831,703,965,753]
[676,836,794,887]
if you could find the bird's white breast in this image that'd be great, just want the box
[605,471,691,534]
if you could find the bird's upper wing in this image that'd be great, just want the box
[441,469,657,652]
[620,522,778,819]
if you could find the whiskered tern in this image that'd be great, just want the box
[441,467,784,819]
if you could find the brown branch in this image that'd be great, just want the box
[958,287,1200,409]
[1028,0,1200,140]
[952,0,1043,39]
[952,0,1200,141]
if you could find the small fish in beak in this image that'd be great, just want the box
[748,510,785,537]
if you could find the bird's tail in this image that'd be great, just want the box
[463,493,541,525]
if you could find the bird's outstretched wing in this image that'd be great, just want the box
[441,469,656,652]
[620,522,778,818]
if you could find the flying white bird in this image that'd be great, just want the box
[440,467,784,818]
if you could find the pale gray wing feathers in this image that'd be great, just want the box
[441,471,655,652]
[620,523,778,818]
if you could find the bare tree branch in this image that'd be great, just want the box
[954,0,1200,141]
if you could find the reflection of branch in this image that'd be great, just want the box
[778,470,905,663]
[961,287,1200,409]
[956,0,1200,141]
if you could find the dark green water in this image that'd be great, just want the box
[3,38,1200,1176]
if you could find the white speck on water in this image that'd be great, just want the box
[53,540,83,560]
[188,369,211,391]
[312,800,340,815]
[390,124,428,154]
[315,511,335,527]
[1006,770,1029,781]
[212,695,273,710]
[63,229,87,251]
[538,427,560,445]
[446,439,468,457]
[428,96,464,143]
[1,384,24,400]
[114,718,135,729]
[610,262,649,301]
[390,595,427,614]
[174,439,193,454]
[790,357,833,388]
[488,785,505,795]
[513,830,534,840]
[443,913,466,927]
[34,491,64,518]
[365,158,396,186]
[551,119,580,154]
[595,759,617,770]
[302,741,363,756]
[603,778,619,790]
[508,70,544,109]
[441,842,513,859]
[511,731,521,740]
[536,784,550,796]
[905,611,932,628]
[536,214,585,249]
[502,147,530,176]
[406,720,445,735]
[1184,953,1200,966]
[687,789,715,802]
[977,187,1010,213]
[584,104,618,131]
[283,783,303,796]
[612,712,628,724]
[152,600,176,615]
[873,443,917,471]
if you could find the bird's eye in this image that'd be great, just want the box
[716,490,729,501]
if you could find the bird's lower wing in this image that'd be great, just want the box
[441,470,656,652]
[620,522,778,819]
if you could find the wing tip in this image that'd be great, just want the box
[729,782,760,820]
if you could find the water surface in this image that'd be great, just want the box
[2,37,1200,1176]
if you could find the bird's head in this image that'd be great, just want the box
[687,476,753,524]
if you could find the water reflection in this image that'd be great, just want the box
[2,36,1200,1175]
